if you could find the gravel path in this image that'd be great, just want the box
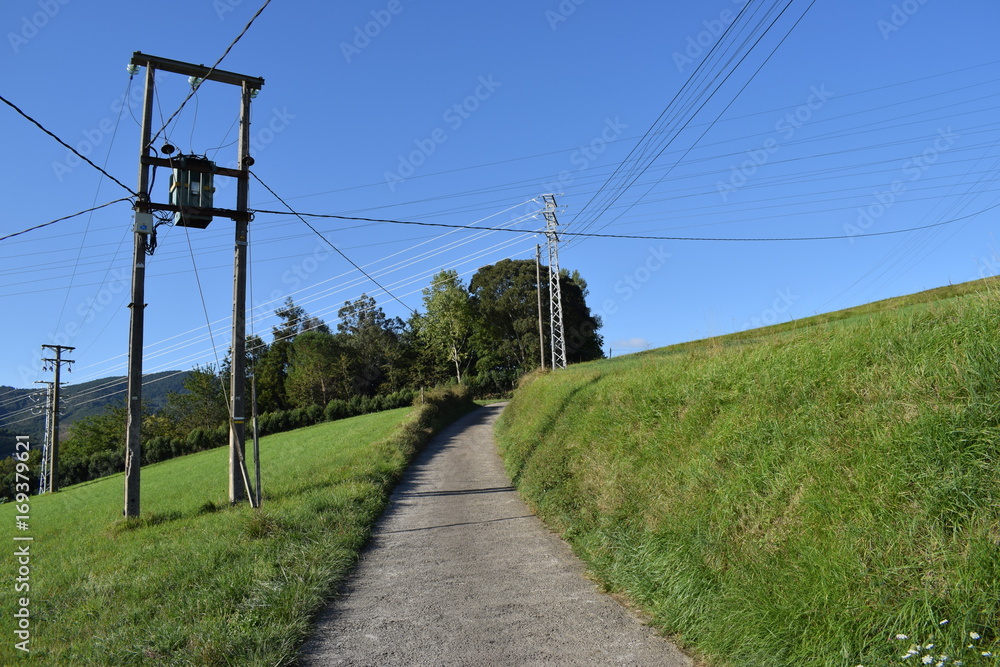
[299,404,692,666]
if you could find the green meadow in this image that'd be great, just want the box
[1,387,474,665]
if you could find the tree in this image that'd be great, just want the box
[469,259,603,389]
[337,294,404,396]
[254,298,331,412]
[418,270,475,384]
[272,297,305,342]
[285,331,348,407]
[162,365,229,436]
[469,259,546,382]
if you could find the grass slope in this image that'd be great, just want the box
[1,387,476,665]
[497,280,1000,667]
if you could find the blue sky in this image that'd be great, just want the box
[1,0,999,395]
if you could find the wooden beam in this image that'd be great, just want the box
[130,51,264,89]
[142,156,244,179]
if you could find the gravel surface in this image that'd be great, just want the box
[299,403,692,666]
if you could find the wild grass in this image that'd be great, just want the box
[497,281,1000,666]
[0,386,476,665]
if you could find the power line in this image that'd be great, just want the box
[0,94,137,196]
[0,198,133,243]
[146,0,272,150]
[583,0,819,242]
[253,201,1000,242]
[250,171,416,314]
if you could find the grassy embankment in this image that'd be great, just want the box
[497,279,1000,666]
[0,387,476,665]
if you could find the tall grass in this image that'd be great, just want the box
[0,386,476,665]
[497,285,1000,666]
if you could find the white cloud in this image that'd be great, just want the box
[613,338,650,350]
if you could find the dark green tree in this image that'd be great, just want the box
[469,259,603,390]
[253,298,330,412]
[162,365,229,436]
[337,294,404,396]
[285,330,348,408]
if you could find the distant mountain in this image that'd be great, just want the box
[0,371,190,459]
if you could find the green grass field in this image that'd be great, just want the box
[1,387,475,665]
[497,278,1000,667]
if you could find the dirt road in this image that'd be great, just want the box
[299,404,692,666]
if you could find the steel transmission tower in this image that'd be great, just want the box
[542,195,567,370]
[32,381,53,494]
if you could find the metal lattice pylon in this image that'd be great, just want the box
[542,194,566,370]
[34,381,52,494]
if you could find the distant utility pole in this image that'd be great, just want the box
[535,244,545,370]
[541,195,567,370]
[124,52,264,516]
[40,344,74,492]
[32,381,53,494]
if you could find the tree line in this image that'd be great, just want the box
[6,259,603,494]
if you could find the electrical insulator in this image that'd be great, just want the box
[169,155,216,228]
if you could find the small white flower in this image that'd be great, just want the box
[981,651,993,657]
[897,634,911,640]
[922,655,934,664]
[940,619,950,626]
[926,644,935,649]
[970,632,981,640]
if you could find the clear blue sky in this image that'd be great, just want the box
[1,0,998,393]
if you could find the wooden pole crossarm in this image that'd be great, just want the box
[142,156,246,179]
[129,51,264,90]
[146,203,251,223]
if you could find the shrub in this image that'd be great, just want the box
[324,399,349,422]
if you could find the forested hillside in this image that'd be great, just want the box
[0,371,188,459]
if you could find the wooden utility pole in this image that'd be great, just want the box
[229,81,253,505]
[40,344,74,493]
[124,52,264,516]
[124,63,154,517]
